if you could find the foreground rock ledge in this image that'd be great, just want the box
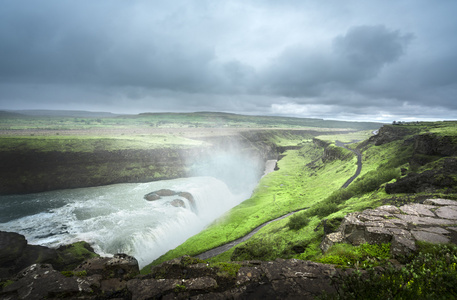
[1,254,341,299]
[320,198,457,256]
[4,198,457,299]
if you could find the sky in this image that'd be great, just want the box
[0,1,456,122]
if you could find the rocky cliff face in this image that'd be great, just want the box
[0,148,202,195]
[368,125,414,146]
[0,130,297,195]
[366,125,457,195]
[0,231,98,280]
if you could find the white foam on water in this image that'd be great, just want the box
[0,176,252,268]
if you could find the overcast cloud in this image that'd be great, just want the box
[1,0,456,122]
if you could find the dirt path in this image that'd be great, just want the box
[195,141,363,260]
[335,140,362,188]
[196,209,306,260]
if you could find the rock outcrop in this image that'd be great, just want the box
[1,254,140,300]
[368,125,414,146]
[320,199,457,257]
[386,157,457,194]
[139,256,340,299]
[1,254,342,299]
[0,231,98,280]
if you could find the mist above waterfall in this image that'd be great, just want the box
[187,139,265,193]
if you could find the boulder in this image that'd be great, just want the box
[0,232,99,280]
[320,199,457,257]
[144,189,179,201]
[144,192,160,201]
[170,199,186,208]
[0,231,59,279]
[178,192,195,206]
[155,189,177,197]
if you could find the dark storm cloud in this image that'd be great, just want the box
[0,1,217,90]
[0,0,456,121]
[261,25,414,98]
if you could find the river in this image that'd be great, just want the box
[0,176,255,268]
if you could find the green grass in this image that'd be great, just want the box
[142,140,359,272]
[317,243,391,268]
[0,135,208,152]
[327,242,457,299]
[315,130,375,143]
[0,112,382,131]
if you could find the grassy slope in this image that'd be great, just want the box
[144,132,360,271]
[143,121,457,273]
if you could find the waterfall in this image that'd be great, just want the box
[0,176,252,268]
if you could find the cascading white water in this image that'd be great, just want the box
[0,176,253,268]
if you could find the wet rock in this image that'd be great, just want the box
[155,189,178,197]
[170,199,186,208]
[144,192,161,201]
[178,192,196,206]
[144,189,178,201]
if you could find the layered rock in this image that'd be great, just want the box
[320,198,457,257]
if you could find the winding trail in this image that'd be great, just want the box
[195,141,362,260]
[335,141,362,189]
[196,209,306,260]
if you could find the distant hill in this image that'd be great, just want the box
[7,110,121,118]
[0,111,27,118]
[135,111,384,130]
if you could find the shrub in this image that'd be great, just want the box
[231,238,279,261]
[349,168,400,195]
[287,212,310,230]
[318,243,390,268]
[212,262,242,278]
[310,202,339,218]
[328,243,457,299]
